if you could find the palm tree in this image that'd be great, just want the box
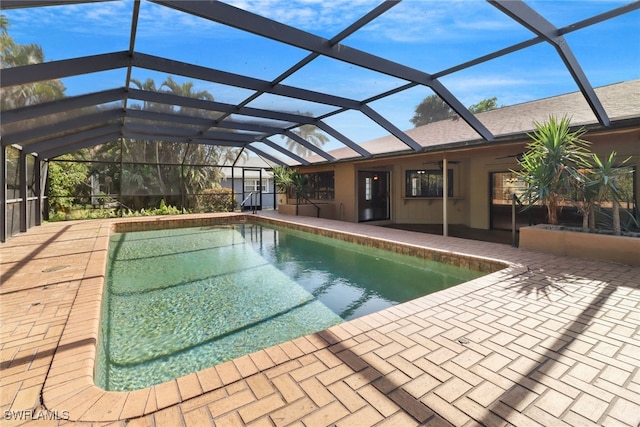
[158,76,250,210]
[129,77,171,197]
[130,76,233,208]
[514,116,591,225]
[573,171,599,232]
[160,76,215,205]
[1,17,65,110]
[280,112,329,157]
[590,151,633,235]
[161,76,214,104]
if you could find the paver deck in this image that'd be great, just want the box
[1,212,639,426]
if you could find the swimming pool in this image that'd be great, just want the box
[96,223,485,391]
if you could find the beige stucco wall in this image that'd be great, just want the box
[389,156,466,225]
[289,163,357,222]
[334,163,356,222]
[295,127,640,229]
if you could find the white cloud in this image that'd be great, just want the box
[5,1,132,36]
[351,0,522,43]
[226,0,379,33]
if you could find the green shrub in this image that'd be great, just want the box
[48,155,90,215]
[47,200,183,221]
[197,186,236,212]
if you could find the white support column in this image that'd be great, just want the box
[442,157,448,237]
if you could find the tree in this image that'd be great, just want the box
[48,154,90,214]
[0,16,65,110]
[589,152,633,235]
[1,16,76,219]
[272,165,295,194]
[280,112,329,157]
[514,116,591,225]
[159,76,231,210]
[468,97,499,114]
[113,76,247,211]
[411,95,501,127]
[573,169,599,232]
[161,76,214,104]
[410,95,452,127]
[129,77,171,197]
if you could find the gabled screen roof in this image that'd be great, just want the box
[1,0,639,165]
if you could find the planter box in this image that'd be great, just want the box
[520,224,640,266]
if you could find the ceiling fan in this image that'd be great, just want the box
[496,153,524,161]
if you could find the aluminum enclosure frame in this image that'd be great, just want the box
[1,0,639,241]
[2,0,637,161]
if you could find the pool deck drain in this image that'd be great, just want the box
[1,212,639,426]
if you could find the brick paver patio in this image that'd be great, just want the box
[1,212,639,426]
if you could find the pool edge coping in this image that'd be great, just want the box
[41,213,522,422]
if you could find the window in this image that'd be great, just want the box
[405,169,453,197]
[491,172,529,206]
[364,177,372,201]
[304,171,335,200]
[244,179,268,193]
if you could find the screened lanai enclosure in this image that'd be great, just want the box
[1,0,639,241]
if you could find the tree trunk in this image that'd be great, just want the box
[547,197,559,225]
[613,200,621,235]
[156,144,165,197]
[589,208,596,232]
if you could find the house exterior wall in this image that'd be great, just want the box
[389,156,465,225]
[288,164,354,221]
[296,126,640,230]
[335,163,356,222]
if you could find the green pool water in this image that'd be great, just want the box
[96,223,484,391]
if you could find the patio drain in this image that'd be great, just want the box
[456,337,471,345]
[42,265,70,273]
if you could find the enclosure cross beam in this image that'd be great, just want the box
[489,0,610,127]
[283,130,335,162]
[154,0,495,142]
[261,139,310,166]
[25,124,122,155]
[38,132,122,160]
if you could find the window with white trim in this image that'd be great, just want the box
[244,179,268,193]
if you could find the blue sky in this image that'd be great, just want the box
[4,0,640,151]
